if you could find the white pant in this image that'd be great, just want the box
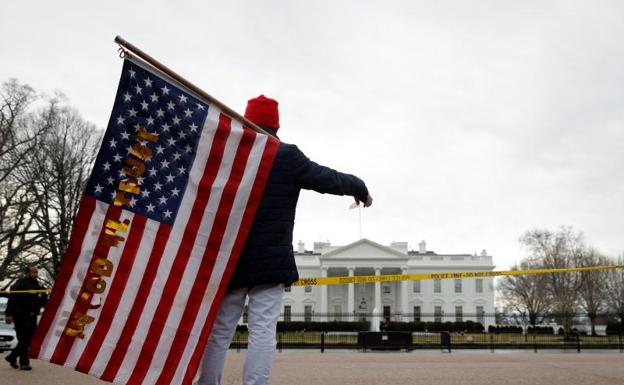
[195,283,284,385]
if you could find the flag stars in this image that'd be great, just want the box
[123,92,132,102]
[117,116,125,125]
[171,187,180,197]
[167,137,177,147]
[94,184,103,194]
[146,203,155,212]
[107,176,115,185]
[144,77,153,87]
[129,197,137,207]
[184,108,192,118]
[177,166,186,175]
[150,93,159,103]
[178,131,188,140]
[141,101,149,110]
[156,108,165,118]
[109,138,118,148]
[148,168,158,177]
[135,85,143,95]
[196,103,205,111]
[121,131,131,141]
[158,196,168,205]
[167,101,175,111]
[172,152,181,161]
[113,153,123,163]
[161,123,171,133]
[128,108,138,118]
[146,116,155,126]
[102,161,111,171]
[110,191,117,200]
[189,123,198,132]
[161,159,170,168]
[165,173,175,183]
[128,69,136,78]
[178,95,188,104]
[154,182,163,191]
[172,116,181,125]
[184,144,193,153]
[141,189,151,199]
[155,145,165,155]
[161,85,170,95]
[163,209,172,219]
[118,169,127,178]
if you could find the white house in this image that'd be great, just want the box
[278,239,496,328]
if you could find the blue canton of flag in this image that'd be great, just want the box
[85,60,209,225]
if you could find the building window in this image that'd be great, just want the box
[434,306,443,323]
[243,305,249,324]
[383,284,391,294]
[476,279,483,293]
[413,280,421,293]
[284,286,291,292]
[454,279,462,294]
[334,305,342,321]
[476,306,485,325]
[413,306,421,322]
[304,285,312,293]
[283,305,291,322]
[383,306,391,319]
[304,305,313,322]
[455,306,463,322]
[434,279,442,293]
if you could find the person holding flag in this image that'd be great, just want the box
[194,95,373,385]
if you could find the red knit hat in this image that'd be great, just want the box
[244,95,280,130]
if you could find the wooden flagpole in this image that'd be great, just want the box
[114,35,274,138]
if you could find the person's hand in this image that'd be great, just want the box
[5,316,12,324]
[354,194,373,208]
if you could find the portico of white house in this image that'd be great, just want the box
[279,239,496,327]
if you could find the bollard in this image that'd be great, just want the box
[321,331,325,353]
[619,332,622,353]
[533,330,537,353]
[236,331,240,353]
[278,332,283,353]
[490,333,494,353]
[576,333,580,353]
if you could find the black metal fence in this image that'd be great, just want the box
[230,311,624,352]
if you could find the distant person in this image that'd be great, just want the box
[4,266,47,371]
[195,95,372,385]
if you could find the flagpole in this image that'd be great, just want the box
[114,35,274,138]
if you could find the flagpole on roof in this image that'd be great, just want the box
[114,35,274,138]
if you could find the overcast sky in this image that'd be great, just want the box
[2,1,623,268]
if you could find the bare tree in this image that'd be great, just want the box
[498,259,550,328]
[577,249,609,335]
[605,254,624,323]
[520,227,583,336]
[17,95,101,278]
[0,79,42,284]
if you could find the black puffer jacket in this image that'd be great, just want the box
[5,277,47,318]
[228,130,368,289]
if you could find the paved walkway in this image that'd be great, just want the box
[2,351,623,385]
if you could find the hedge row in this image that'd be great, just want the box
[386,321,484,333]
[527,326,555,334]
[488,325,523,334]
[606,323,624,335]
[276,321,371,332]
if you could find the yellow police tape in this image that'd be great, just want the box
[1,265,623,293]
[291,264,624,286]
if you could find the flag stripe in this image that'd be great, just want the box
[50,206,124,363]
[36,199,111,361]
[30,196,97,358]
[99,222,172,382]
[152,126,256,385]
[179,133,278,385]
[73,215,148,372]
[124,114,234,385]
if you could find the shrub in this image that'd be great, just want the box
[276,321,370,332]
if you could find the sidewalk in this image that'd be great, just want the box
[2,351,623,385]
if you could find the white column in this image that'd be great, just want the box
[374,267,382,317]
[347,266,355,321]
[320,266,328,321]
[401,266,409,322]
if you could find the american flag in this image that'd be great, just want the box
[30,58,279,385]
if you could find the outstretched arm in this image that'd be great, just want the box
[291,145,372,206]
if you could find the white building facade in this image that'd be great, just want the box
[281,239,496,328]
